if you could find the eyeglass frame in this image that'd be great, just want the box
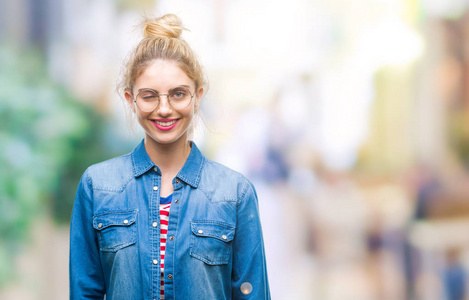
[131,86,196,112]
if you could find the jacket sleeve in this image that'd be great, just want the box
[232,180,271,299]
[69,170,106,299]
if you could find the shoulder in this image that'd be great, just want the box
[198,158,256,203]
[83,153,134,192]
[201,159,248,185]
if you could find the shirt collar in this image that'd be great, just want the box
[131,139,205,188]
[131,140,156,177]
[176,141,205,188]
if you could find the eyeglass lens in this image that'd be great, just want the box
[135,87,193,111]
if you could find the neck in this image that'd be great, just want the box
[144,135,191,175]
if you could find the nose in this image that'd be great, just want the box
[156,94,172,116]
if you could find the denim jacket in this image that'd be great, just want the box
[69,140,270,300]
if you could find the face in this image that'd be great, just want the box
[125,59,203,147]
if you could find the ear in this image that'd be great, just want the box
[195,86,204,109]
[124,89,136,111]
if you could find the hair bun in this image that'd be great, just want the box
[143,14,185,39]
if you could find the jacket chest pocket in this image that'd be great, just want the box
[93,211,138,252]
[190,220,235,265]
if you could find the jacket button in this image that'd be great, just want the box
[175,199,179,203]
[168,274,173,279]
[241,282,253,295]
[153,186,158,191]
[152,222,158,228]
[198,230,203,234]
[123,220,129,224]
[169,236,175,240]
[152,259,158,265]
[222,235,227,240]
[175,179,180,184]
[98,223,103,228]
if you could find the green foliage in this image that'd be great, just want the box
[0,45,113,285]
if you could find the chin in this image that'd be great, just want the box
[146,131,188,145]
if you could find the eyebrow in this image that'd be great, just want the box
[137,85,191,93]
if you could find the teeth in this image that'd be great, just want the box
[155,120,176,126]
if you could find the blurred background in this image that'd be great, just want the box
[2,0,469,299]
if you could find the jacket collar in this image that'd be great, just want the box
[131,139,205,188]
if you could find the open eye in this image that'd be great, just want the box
[170,89,188,99]
[174,92,185,98]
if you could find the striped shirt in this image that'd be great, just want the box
[159,194,172,300]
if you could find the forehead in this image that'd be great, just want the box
[135,59,193,90]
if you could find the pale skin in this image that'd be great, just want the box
[125,59,204,197]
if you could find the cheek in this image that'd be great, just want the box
[136,111,149,123]
[184,105,196,118]
[184,111,195,122]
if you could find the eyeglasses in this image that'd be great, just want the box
[133,86,195,112]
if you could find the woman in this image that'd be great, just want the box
[69,14,270,300]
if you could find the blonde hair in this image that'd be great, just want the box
[121,14,206,94]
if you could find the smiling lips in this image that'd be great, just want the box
[151,119,179,131]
